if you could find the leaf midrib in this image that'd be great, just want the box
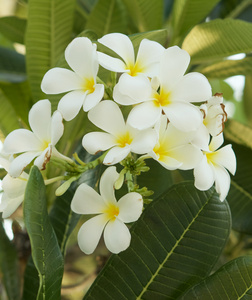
[136,189,215,299]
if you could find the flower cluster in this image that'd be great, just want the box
[0,33,236,254]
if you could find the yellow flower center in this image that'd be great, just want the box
[82,77,95,94]
[204,151,217,164]
[153,141,169,162]
[116,131,133,148]
[41,140,50,151]
[127,60,145,77]
[103,203,120,221]
[153,89,171,107]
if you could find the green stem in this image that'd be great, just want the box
[226,0,252,18]
[125,171,135,193]
[77,151,107,173]
[44,176,66,185]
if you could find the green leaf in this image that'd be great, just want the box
[0,16,27,44]
[25,0,75,101]
[243,75,252,127]
[182,19,252,64]
[200,57,252,79]
[122,0,163,32]
[0,89,20,139]
[180,256,252,299]
[0,220,21,300]
[0,80,32,126]
[227,142,252,234]
[170,0,220,45]
[225,119,252,149]
[0,47,26,83]
[130,29,168,50]
[23,166,64,300]
[84,182,231,300]
[85,0,127,38]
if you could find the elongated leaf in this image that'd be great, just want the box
[0,47,26,83]
[0,16,26,44]
[0,80,32,126]
[122,0,163,32]
[23,166,64,300]
[85,0,127,37]
[243,75,252,127]
[227,142,252,234]
[200,57,252,79]
[0,220,21,300]
[182,19,252,64]
[170,0,220,45]
[180,256,252,299]
[84,182,230,300]
[225,119,252,149]
[25,0,75,101]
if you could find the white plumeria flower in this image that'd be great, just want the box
[149,116,203,170]
[200,93,227,136]
[71,166,143,254]
[3,100,64,177]
[120,46,212,132]
[0,155,28,218]
[98,33,165,103]
[82,100,158,165]
[193,134,236,201]
[41,37,104,121]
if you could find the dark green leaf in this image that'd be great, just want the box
[25,0,75,101]
[0,220,21,300]
[180,256,252,299]
[0,16,26,44]
[84,182,231,300]
[0,47,26,83]
[23,166,64,300]
[225,119,252,149]
[182,19,252,64]
[85,0,127,38]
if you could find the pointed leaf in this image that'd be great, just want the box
[0,16,26,44]
[23,166,64,300]
[25,0,75,100]
[0,220,21,300]
[180,256,252,299]
[84,182,231,300]
[182,19,252,64]
[85,0,127,38]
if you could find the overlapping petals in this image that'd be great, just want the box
[193,134,236,201]
[41,37,104,121]
[3,100,64,177]
[71,166,143,254]
[82,100,158,165]
[149,116,203,170]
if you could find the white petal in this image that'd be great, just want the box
[0,193,23,218]
[41,68,82,94]
[103,146,131,165]
[191,125,210,151]
[50,111,64,146]
[99,166,119,204]
[130,128,158,154]
[136,39,165,77]
[77,214,108,254]
[98,33,134,66]
[87,100,126,136]
[28,100,51,142]
[3,129,42,154]
[34,147,52,170]
[117,192,143,223]
[127,101,161,130]
[104,218,131,254]
[213,144,236,175]
[213,165,230,201]
[113,73,152,105]
[163,102,203,132]
[149,150,182,170]
[0,156,10,172]
[71,183,106,214]
[169,144,203,170]
[2,174,27,199]
[83,84,104,112]
[159,46,190,89]
[65,37,98,78]
[82,132,116,154]
[209,134,224,152]
[193,155,215,191]
[172,72,212,103]
[58,90,87,121]
[9,152,39,177]
[97,52,126,72]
